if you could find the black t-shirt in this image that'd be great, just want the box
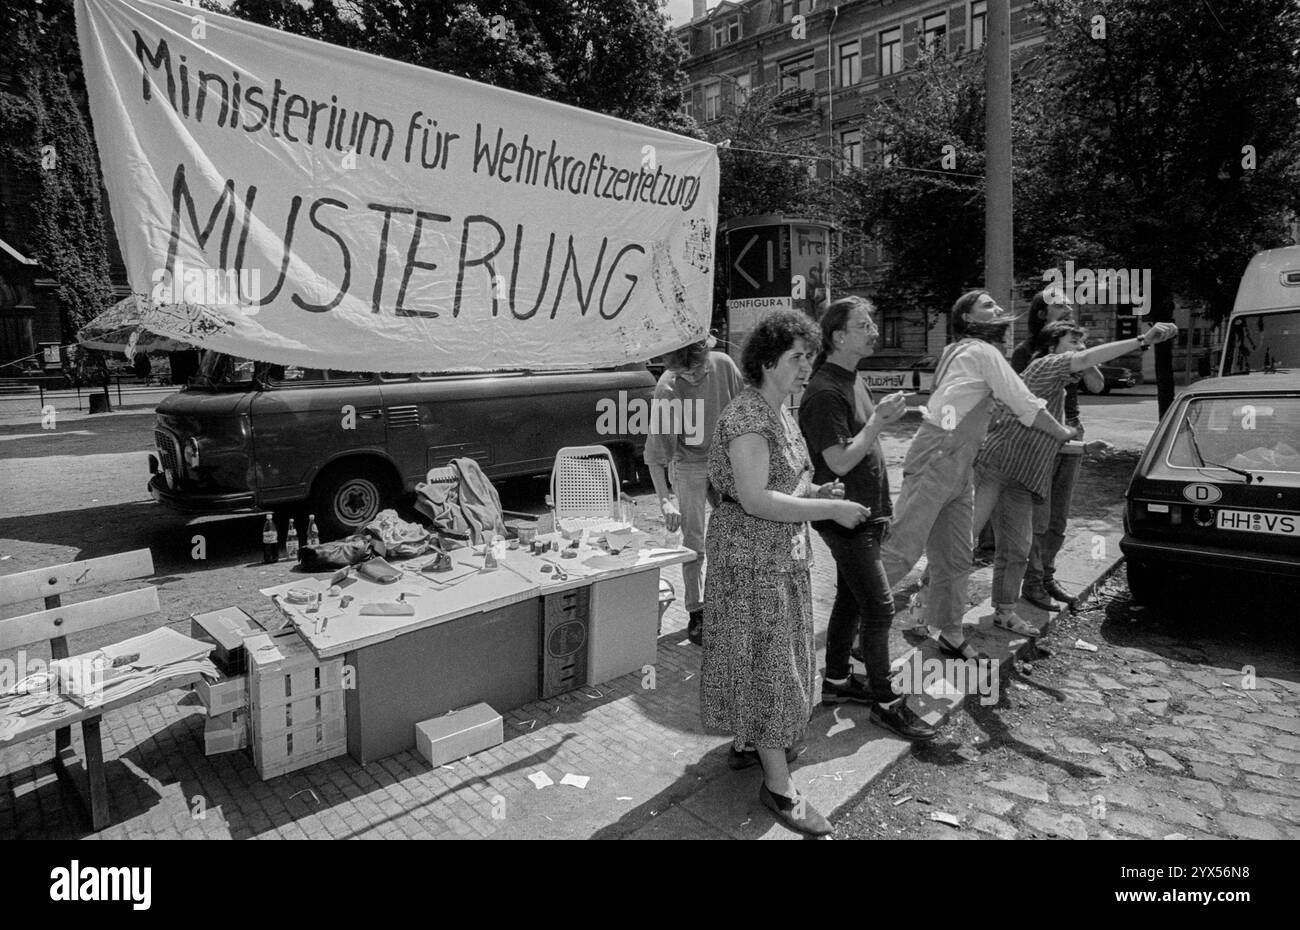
[798,362,892,534]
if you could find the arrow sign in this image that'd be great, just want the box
[726,226,788,299]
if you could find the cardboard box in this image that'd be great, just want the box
[204,710,248,756]
[191,606,260,675]
[196,674,247,716]
[415,703,502,768]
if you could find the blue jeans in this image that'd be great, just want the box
[1023,451,1082,591]
[972,466,1036,607]
[817,522,896,702]
[669,459,711,613]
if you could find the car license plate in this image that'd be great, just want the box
[1215,509,1299,537]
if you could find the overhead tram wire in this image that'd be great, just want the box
[717,142,986,181]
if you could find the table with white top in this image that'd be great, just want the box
[263,534,693,763]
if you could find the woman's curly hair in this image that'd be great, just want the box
[740,309,821,385]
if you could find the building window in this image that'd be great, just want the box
[712,16,741,49]
[840,128,863,168]
[922,13,948,52]
[879,27,902,76]
[969,1,988,50]
[704,82,722,121]
[877,135,896,168]
[780,1,805,22]
[838,39,861,87]
[780,52,816,92]
[734,72,751,107]
[881,313,901,348]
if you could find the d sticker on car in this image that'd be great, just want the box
[1182,483,1223,504]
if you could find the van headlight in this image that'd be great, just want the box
[184,437,201,469]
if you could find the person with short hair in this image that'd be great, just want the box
[798,296,936,741]
[1008,286,1101,609]
[974,318,1178,633]
[878,291,1077,660]
[701,309,871,836]
[644,336,744,645]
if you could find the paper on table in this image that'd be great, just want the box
[101,627,213,668]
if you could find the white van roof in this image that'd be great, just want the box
[1232,245,1300,315]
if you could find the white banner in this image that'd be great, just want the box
[75,0,717,372]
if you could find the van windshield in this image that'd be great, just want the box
[1222,309,1300,375]
[190,351,367,390]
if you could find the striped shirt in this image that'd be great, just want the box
[975,352,1078,499]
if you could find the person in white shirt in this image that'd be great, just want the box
[878,291,1076,659]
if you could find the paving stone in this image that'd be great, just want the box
[1102,809,1171,839]
[1249,714,1300,735]
[1063,689,1106,706]
[1215,812,1283,840]
[967,792,1017,817]
[1188,761,1239,787]
[1134,686,1172,703]
[1236,757,1283,778]
[1143,792,1213,831]
[1023,806,1090,840]
[1059,736,1102,755]
[1093,784,1148,810]
[1016,732,1057,754]
[1140,725,1199,744]
[1261,745,1300,765]
[1171,714,1218,731]
[1068,706,1118,724]
[1103,743,1147,773]
[1134,661,1172,675]
[1179,669,1222,689]
[1090,674,1129,691]
[1123,671,1158,686]
[1173,746,1233,767]
[1215,738,1256,757]
[987,774,1051,803]
[1055,787,1088,807]
[969,812,1019,839]
[1143,748,1184,771]
[1233,790,1300,821]
[1245,774,1300,798]
[1169,777,1226,809]
[1116,648,1155,662]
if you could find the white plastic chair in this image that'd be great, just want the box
[547,445,623,536]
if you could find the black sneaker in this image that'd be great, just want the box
[821,673,874,706]
[727,744,803,770]
[869,700,938,741]
[687,610,703,646]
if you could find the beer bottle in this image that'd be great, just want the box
[307,514,320,548]
[262,514,279,564]
[286,521,299,561]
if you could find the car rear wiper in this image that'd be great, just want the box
[1183,418,1259,484]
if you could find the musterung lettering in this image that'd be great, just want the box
[163,164,644,320]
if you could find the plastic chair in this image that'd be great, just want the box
[547,445,624,537]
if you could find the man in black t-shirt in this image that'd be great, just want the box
[799,297,936,742]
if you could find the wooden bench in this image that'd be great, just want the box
[0,549,201,831]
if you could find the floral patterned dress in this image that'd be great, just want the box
[700,388,816,748]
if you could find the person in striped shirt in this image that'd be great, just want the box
[973,318,1178,636]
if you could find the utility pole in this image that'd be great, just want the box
[985,0,1013,332]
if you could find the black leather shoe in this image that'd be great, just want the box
[1044,580,1078,607]
[759,783,832,836]
[870,700,938,741]
[1021,588,1061,612]
[727,744,803,770]
[687,610,703,645]
[821,673,874,706]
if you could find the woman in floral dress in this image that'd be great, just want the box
[700,309,870,836]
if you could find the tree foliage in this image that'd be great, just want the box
[0,0,115,339]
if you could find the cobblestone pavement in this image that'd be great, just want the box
[837,567,1300,841]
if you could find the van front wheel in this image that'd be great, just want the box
[313,464,392,539]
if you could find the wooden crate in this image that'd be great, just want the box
[246,630,347,779]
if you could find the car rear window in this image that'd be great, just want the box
[1166,396,1300,474]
